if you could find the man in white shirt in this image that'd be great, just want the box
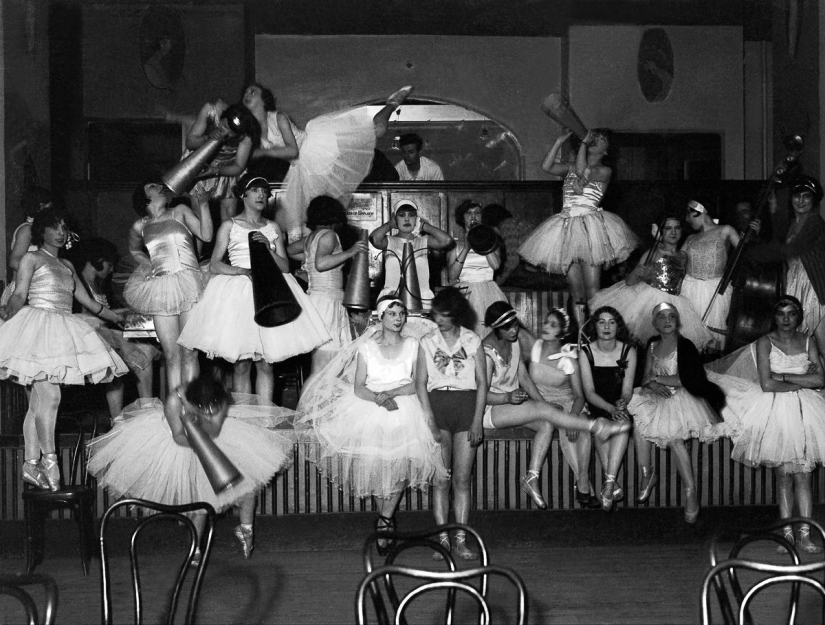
[394,133,444,181]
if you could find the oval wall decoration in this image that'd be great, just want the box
[638,28,674,103]
[140,6,185,90]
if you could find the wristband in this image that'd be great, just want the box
[96,303,105,316]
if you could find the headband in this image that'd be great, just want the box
[774,297,802,316]
[240,176,269,194]
[687,200,706,214]
[376,298,404,319]
[652,302,678,318]
[549,307,570,334]
[490,309,518,329]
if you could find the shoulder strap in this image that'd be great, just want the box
[530,339,543,363]
[620,341,632,360]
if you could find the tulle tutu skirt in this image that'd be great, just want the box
[80,315,160,372]
[87,396,295,511]
[518,209,639,273]
[302,386,447,498]
[0,307,128,385]
[190,148,239,201]
[630,387,728,446]
[178,273,331,362]
[589,281,714,348]
[281,108,376,240]
[786,259,825,334]
[308,290,351,351]
[457,279,507,338]
[123,264,208,316]
[679,275,728,340]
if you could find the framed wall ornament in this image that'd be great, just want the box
[637,28,674,103]
[140,5,185,90]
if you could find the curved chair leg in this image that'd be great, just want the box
[77,499,94,576]
[25,499,46,575]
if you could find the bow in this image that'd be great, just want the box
[547,343,578,375]
[433,347,467,376]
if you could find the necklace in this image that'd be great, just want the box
[40,247,57,258]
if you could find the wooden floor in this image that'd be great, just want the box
[2,507,824,624]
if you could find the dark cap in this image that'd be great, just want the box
[791,175,823,203]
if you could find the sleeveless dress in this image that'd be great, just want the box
[0,253,128,385]
[457,247,507,338]
[629,344,726,446]
[589,252,714,348]
[177,220,330,362]
[482,341,521,429]
[296,334,447,497]
[87,392,295,511]
[188,102,244,201]
[581,342,631,421]
[518,170,639,272]
[265,109,376,242]
[304,231,351,352]
[123,218,208,316]
[379,234,433,310]
[0,218,37,308]
[709,338,825,473]
[680,228,730,341]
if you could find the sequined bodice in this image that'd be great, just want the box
[485,341,521,394]
[769,339,810,375]
[228,220,278,270]
[651,347,678,377]
[28,256,74,312]
[562,170,605,216]
[684,229,727,280]
[459,248,494,283]
[142,219,200,277]
[305,231,343,293]
[646,254,687,295]
[362,337,418,391]
[262,111,306,150]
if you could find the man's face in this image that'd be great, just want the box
[401,143,422,169]
[735,202,753,229]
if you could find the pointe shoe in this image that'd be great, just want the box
[776,525,795,554]
[432,531,451,561]
[374,514,396,556]
[234,524,254,560]
[575,486,602,509]
[601,474,618,513]
[590,418,631,444]
[387,85,414,108]
[636,466,659,503]
[520,471,547,509]
[683,486,699,524]
[453,530,479,561]
[39,454,60,492]
[21,461,49,489]
[798,527,824,554]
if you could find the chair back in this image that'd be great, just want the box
[0,573,58,625]
[356,564,528,625]
[99,498,216,625]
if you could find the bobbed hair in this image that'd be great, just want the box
[31,205,69,247]
[243,82,277,112]
[184,373,232,413]
[454,199,483,228]
[431,287,476,331]
[306,195,348,230]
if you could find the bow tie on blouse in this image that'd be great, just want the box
[546,344,578,375]
[433,347,467,376]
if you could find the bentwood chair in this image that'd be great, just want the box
[0,573,58,625]
[99,498,215,625]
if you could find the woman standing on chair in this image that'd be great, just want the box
[178,174,329,400]
[579,306,636,512]
[629,303,728,524]
[0,207,127,490]
[519,129,638,304]
[124,182,213,391]
[447,200,507,338]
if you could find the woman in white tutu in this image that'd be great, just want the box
[124,182,213,391]
[88,373,295,562]
[590,215,713,349]
[242,82,413,242]
[447,200,507,338]
[178,174,330,400]
[629,303,727,524]
[519,129,638,303]
[0,207,127,491]
[709,295,825,553]
[296,297,445,553]
[482,303,631,511]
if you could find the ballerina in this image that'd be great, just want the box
[242,82,413,241]
[177,173,330,400]
[519,129,638,304]
[0,206,127,490]
[88,372,295,562]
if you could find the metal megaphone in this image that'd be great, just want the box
[466,223,500,255]
[181,415,243,494]
[249,232,303,327]
[162,136,224,196]
[398,240,423,313]
[540,92,588,140]
[344,229,370,310]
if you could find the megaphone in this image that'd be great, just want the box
[249,232,303,327]
[181,415,243,494]
[540,93,588,140]
[398,240,423,313]
[344,229,371,310]
[162,136,224,196]
[466,224,500,255]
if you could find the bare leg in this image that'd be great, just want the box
[671,440,699,521]
[154,314,184,390]
[105,378,125,422]
[179,310,199,384]
[452,434,480,559]
[135,362,154,398]
[373,86,414,139]
[566,262,587,305]
[220,197,238,222]
[573,431,593,493]
[433,429,453,527]
[604,432,630,489]
[379,489,404,520]
[254,360,274,401]
[234,493,257,559]
[793,471,823,552]
[234,360,253,394]
[489,400,628,441]
[24,381,61,460]
[527,421,553,474]
[581,263,602,302]
[238,492,256,526]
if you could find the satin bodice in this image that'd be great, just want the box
[361,336,418,391]
[562,170,605,216]
[228,220,278,269]
[769,338,811,375]
[485,341,521,394]
[651,347,678,377]
[262,111,306,150]
[28,255,74,312]
[684,229,727,280]
[646,253,687,295]
[142,218,200,277]
[459,248,494,283]
[530,341,575,405]
[304,231,344,293]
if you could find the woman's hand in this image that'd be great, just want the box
[189,186,209,206]
[646,381,672,398]
[348,240,369,258]
[581,130,594,146]
[374,392,398,411]
[467,418,483,446]
[208,125,229,142]
[556,129,574,144]
[427,417,443,444]
[250,231,270,246]
[508,389,529,405]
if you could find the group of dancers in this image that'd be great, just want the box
[3,106,825,563]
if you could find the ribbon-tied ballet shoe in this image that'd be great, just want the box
[21,460,50,489]
[234,524,254,560]
[798,526,824,554]
[520,471,547,509]
[601,474,619,513]
[636,466,659,503]
[39,453,60,492]
[776,526,795,554]
[432,531,451,562]
[453,530,479,561]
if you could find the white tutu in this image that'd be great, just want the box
[307,291,352,351]
[177,272,330,362]
[0,307,128,386]
[589,281,714,348]
[457,280,507,338]
[679,275,728,339]
[630,387,727,447]
[123,262,208,316]
[518,210,639,273]
[87,395,295,511]
[281,107,376,239]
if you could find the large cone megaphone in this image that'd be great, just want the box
[162,136,224,196]
[467,224,500,255]
[182,415,243,494]
[540,93,588,140]
[398,240,423,313]
[249,232,302,327]
[344,229,370,310]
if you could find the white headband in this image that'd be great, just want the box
[652,302,678,318]
[490,309,518,329]
[377,298,404,319]
[687,200,706,214]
